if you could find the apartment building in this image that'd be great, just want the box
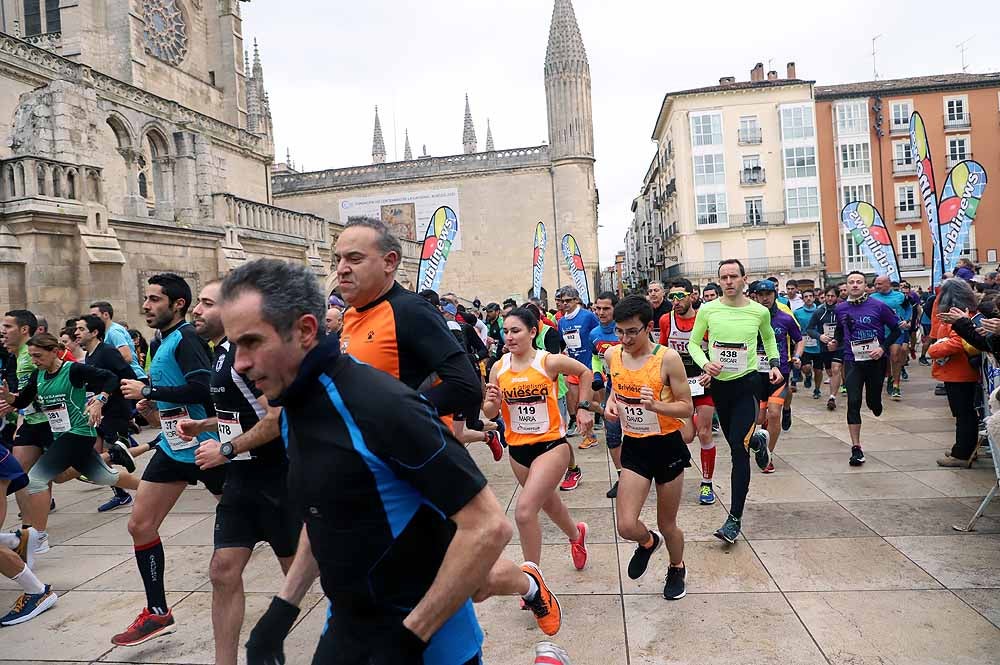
[631,62,825,289]
[816,73,1000,285]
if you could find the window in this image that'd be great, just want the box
[946,97,967,122]
[784,146,817,178]
[836,101,867,134]
[781,106,815,140]
[691,113,722,146]
[893,141,913,169]
[948,137,969,163]
[840,184,873,207]
[891,101,911,130]
[739,116,761,144]
[23,0,42,35]
[897,184,917,213]
[744,197,763,226]
[44,0,60,32]
[696,193,727,226]
[742,155,761,170]
[786,186,819,221]
[899,232,919,260]
[840,143,871,176]
[793,238,812,268]
[694,153,725,186]
[844,232,862,266]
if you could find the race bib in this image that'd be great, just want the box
[564,330,582,351]
[712,342,748,373]
[687,377,705,397]
[160,406,197,451]
[618,395,662,436]
[823,323,837,339]
[804,336,819,350]
[508,399,550,435]
[217,409,251,461]
[851,339,878,361]
[42,402,71,433]
[757,353,771,373]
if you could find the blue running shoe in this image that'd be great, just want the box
[699,482,716,505]
[0,585,57,625]
[714,514,741,544]
[98,492,134,513]
[748,430,771,471]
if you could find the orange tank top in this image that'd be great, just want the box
[496,350,564,446]
[608,345,683,438]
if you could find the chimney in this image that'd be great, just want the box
[786,61,797,79]
[719,76,736,85]
[767,70,778,81]
[751,63,764,82]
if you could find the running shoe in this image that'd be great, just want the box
[662,565,687,600]
[890,387,902,401]
[484,431,503,462]
[14,528,37,570]
[534,641,571,665]
[812,388,821,400]
[578,433,599,450]
[840,385,847,395]
[698,482,716,505]
[111,608,176,646]
[827,396,837,411]
[566,421,579,437]
[849,446,866,467]
[559,467,582,491]
[781,408,792,432]
[627,530,661,580]
[900,367,909,382]
[711,422,721,434]
[606,480,619,499]
[0,585,57,626]
[918,357,930,366]
[934,384,947,396]
[714,514,741,544]
[762,461,775,474]
[570,522,588,570]
[886,378,894,396]
[748,430,771,471]
[521,562,561,636]
[107,439,136,472]
[98,492,134,513]
[804,374,812,389]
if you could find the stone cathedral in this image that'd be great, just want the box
[0,0,598,324]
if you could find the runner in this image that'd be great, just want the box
[871,275,911,401]
[646,281,670,339]
[588,292,624,498]
[834,271,901,467]
[218,259,513,665]
[701,283,720,303]
[172,280,300,665]
[483,306,591,576]
[687,259,780,543]
[806,287,844,410]
[606,296,692,599]
[113,273,225,646]
[794,289,819,397]
[658,278,717,505]
[748,281,803,472]
[555,286,599,450]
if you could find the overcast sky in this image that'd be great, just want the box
[243,0,1000,266]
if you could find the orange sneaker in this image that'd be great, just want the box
[570,522,588,570]
[521,562,561,636]
[111,608,176,646]
[578,433,600,449]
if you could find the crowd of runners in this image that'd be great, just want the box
[0,217,993,665]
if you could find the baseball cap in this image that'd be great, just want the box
[555,286,580,300]
[749,280,776,294]
[442,303,458,316]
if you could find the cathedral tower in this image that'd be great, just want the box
[372,106,386,164]
[462,94,478,154]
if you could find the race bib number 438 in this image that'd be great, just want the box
[712,342,748,373]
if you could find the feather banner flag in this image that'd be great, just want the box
[841,201,901,280]
[531,222,547,300]
[560,233,591,304]
[910,112,944,284]
[416,206,459,293]
[938,160,987,274]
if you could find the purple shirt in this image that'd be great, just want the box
[757,307,802,375]
[834,298,900,362]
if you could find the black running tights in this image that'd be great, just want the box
[844,358,887,425]
[711,373,759,519]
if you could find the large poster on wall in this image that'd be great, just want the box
[338,188,462,249]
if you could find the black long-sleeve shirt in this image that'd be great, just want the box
[953,317,1000,357]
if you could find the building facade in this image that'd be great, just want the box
[816,73,1000,285]
[629,62,825,290]
[272,0,600,304]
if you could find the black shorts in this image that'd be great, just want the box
[508,438,569,468]
[815,351,844,371]
[13,421,53,449]
[96,418,130,445]
[215,463,300,557]
[621,430,691,485]
[141,446,227,495]
[801,351,821,366]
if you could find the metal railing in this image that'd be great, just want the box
[959,248,979,262]
[947,151,972,168]
[740,167,766,185]
[726,210,786,228]
[892,159,916,175]
[944,114,971,130]
[889,121,910,135]
[738,128,762,145]
[896,207,921,220]
[674,255,825,278]
[899,252,925,268]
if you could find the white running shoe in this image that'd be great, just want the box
[32,530,49,555]
[534,641,571,664]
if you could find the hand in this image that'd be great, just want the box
[0,403,13,418]
[819,334,831,345]
[575,408,594,435]
[604,399,619,422]
[85,400,104,427]
[176,418,201,442]
[869,347,885,360]
[245,596,299,665]
[484,382,501,404]
[826,340,838,352]
[639,386,656,410]
[697,373,712,387]
[121,379,146,400]
[899,321,911,330]
[981,318,1000,335]
[938,307,971,325]
[195,438,228,469]
[0,385,12,406]
[769,367,783,385]
[704,361,723,377]
[792,357,802,369]
[137,399,160,427]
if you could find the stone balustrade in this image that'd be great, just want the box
[0,155,103,204]
[23,31,61,52]
[214,193,327,244]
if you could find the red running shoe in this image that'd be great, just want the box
[111,608,175,646]
[762,461,775,474]
[559,467,582,491]
[484,431,503,462]
[570,522,588,570]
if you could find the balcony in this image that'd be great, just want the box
[896,207,921,221]
[890,121,910,136]
[944,114,971,131]
[727,211,786,228]
[213,193,327,246]
[899,252,926,269]
[892,159,916,175]
[739,167,766,186]
[959,248,979,263]
[674,255,825,278]
[947,151,972,168]
[738,128,762,145]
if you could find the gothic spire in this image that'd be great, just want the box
[252,38,263,84]
[485,119,494,151]
[372,106,386,164]
[545,0,589,69]
[462,93,477,154]
[244,50,250,77]
[544,0,593,161]
[403,129,413,161]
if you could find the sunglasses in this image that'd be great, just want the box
[667,292,689,301]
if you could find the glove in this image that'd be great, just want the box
[246,596,300,665]
[374,621,428,665]
[592,373,605,392]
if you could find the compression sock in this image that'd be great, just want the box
[700,443,716,481]
[135,538,168,614]
[13,564,45,594]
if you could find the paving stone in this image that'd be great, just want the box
[741,501,875,539]
[885,534,1000,589]
[806,472,944,500]
[841,497,1000,536]
[618,540,777,595]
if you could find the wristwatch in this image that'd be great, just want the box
[94,393,108,404]
[220,441,238,460]
[577,400,592,411]
[140,385,152,399]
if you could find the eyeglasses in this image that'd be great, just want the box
[615,327,646,339]
[666,292,689,301]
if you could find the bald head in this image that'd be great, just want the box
[874,275,891,294]
[325,306,343,334]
